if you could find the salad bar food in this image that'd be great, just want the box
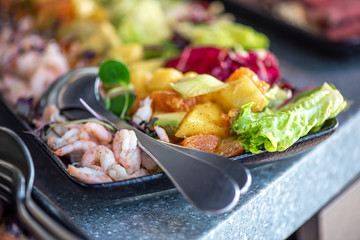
[232,0,360,42]
[221,0,360,55]
[0,0,347,187]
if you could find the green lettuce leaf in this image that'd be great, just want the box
[177,22,269,50]
[231,83,347,153]
[117,0,171,44]
[265,85,291,110]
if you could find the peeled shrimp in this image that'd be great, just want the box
[130,168,149,178]
[35,104,69,135]
[81,145,131,181]
[141,151,157,172]
[0,74,32,106]
[108,164,129,181]
[81,145,116,172]
[15,51,42,78]
[40,105,63,123]
[29,42,69,101]
[154,126,170,142]
[67,165,113,184]
[54,140,97,157]
[79,122,113,144]
[112,130,141,175]
[47,128,80,150]
[132,97,153,128]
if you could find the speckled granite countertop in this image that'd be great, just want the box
[1,7,360,240]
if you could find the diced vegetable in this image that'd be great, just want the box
[181,134,220,152]
[227,67,270,94]
[153,112,187,139]
[107,43,144,64]
[170,74,225,98]
[213,75,268,112]
[175,102,228,138]
[211,140,244,157]
[151,91,199,112]
[130,69,152,97]
[146,68,183,92]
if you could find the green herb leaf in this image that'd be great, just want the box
[99,60,130,85]
[109,94,135,119]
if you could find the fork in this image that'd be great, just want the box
[0,160,84,240]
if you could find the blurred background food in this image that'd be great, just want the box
[0,200,30,240]
[0,0,273,107]
[235,0,360,42]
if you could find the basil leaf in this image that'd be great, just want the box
[99,60,130,85]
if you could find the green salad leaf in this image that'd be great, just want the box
[231,83,347,153]
[117,0,171,44]
[107,94,135,118]
[99,60,134,120]
[265,85,291,110]
[177,22,269,50]
[99,60,130,85]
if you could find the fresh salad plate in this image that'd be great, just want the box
[0,96,338,199]
[3,64,339,198]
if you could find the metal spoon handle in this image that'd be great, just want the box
[139,133,240,213]
[87,100,240,213]
[36,68,250,213]
[86,98,251,194]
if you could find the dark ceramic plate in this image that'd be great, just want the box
[221,0,360,56]
[0,82,338,199]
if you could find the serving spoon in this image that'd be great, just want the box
[36,68,252,214]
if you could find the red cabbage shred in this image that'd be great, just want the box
[165,47,281,85]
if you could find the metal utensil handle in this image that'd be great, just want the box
[90,98,240,213]
[0,161,57,240]
[90,100,251,193]
[137,132,241,213]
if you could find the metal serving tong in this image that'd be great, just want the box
[36,67,252,214]
[0,127,89,240]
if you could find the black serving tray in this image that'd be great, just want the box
[0,87,338,199]
[221,0,360,57]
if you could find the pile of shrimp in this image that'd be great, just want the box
[0,15,98,107]
[42,106,158,184]
[0,16,69,106]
